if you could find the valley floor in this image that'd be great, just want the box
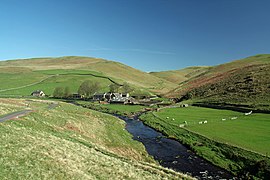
[0,98,191,179]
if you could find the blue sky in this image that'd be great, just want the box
[1,0,270,71]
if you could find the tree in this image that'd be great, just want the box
[122,82,134,93]
[64,87,71,98]
[109,83,120,93]
[53,87,64,98]
[78,80,100,97]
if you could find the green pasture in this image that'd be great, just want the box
[0,72,47,90]
[0,69,123,96]
[154,106,270,155]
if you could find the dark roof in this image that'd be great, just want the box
[32,90,43,93]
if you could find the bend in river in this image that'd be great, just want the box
[116,114,235,180]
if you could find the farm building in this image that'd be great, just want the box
[110,97,135,104]
[31,90,45,97]
[71,93,84,99]
[93,92,134,104]
[93,93,106,101]
[93,92,115,101]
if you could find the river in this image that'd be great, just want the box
[117,114,235,180]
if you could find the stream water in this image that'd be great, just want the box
[117,114,235,180]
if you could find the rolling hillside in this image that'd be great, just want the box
[150,66,210,84]
[0,98,191,179]
[0,56,177,96]
[166,54,270,110]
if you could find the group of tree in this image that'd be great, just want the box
[109,82,134,93]
[53,86,71,98]
[78,80,100,97]
[53,80,134,99]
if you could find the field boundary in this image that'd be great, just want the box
[0,72,123,94]
[0,75,56,93]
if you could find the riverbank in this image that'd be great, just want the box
[139,109,270,179]
[74,101,235,179]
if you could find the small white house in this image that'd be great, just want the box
[31,90,45,97]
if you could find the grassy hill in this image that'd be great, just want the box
[0,98,191,179]
[166,54,270,110]
[0,56,177,96]
[150,66,210,84]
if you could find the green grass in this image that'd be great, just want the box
[0,98,191,179]
[77,101,146,116]
[0,56,177,94]
[140,106,270,178]
[154,106,270,155]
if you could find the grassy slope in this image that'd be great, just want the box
[0,98,191,179]
[0,56,177,94]
[0,70,114,96]
[150,66,210,84]
[167,54,270,108]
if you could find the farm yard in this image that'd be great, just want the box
[150,106,270,155]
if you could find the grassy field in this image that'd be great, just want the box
[76,101,146,116]
[140,106,270,178]
[0,98,191,179]
[153,106,270,155]
[0,69,122,96]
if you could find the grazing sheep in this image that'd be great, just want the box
[179,124,185,128]
[203,120,208,124]
[166,117,169,119]
[244,111,253,116]
[172,118,175,120]
[222,118,226,121]
[231,117,238,120]
[199,121,203,124]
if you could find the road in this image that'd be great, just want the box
[0,110,33,123]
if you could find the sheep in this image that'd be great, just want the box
[199,121,203,124]
[244,111,253,116]
[222,118,226,121]
[166,117,169,119]
[231,117,238,120]
[203,120,208,124]
[179,124,185,128]
[172,118,175,121]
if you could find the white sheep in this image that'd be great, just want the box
[222,118,226,121]
[203,120,208,124]
[231,117,238,120]
[199,121,203,124]
[172,118,175,121]
[244,111,252,116]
